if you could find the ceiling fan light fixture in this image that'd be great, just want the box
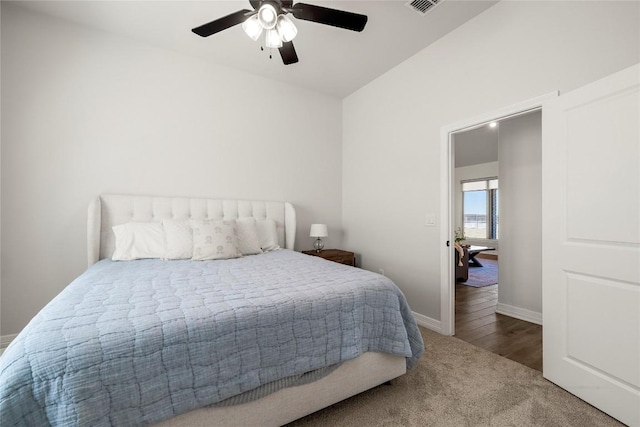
[242,15,263,41]
[276,14,297,42]
[258,4,278,29]
[265,28,283,48]
[191,1,368,65]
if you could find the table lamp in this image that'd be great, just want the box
[309,224,328,253]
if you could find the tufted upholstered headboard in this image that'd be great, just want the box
[87,194,296,266]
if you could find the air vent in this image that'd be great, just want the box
[406,0,444,16]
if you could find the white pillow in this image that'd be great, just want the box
[162,219,193,260]
[191,219,242,261]
[235,218,263,255]
[256,219,280,252]
[112,222,166,261]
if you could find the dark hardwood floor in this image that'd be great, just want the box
[454,282,543,372]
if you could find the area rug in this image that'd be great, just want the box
[459,258,498,287]
[287,327,623,427]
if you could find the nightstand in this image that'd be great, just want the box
[302,249,356,267]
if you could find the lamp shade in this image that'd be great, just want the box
[276,14,297,42]
[265,28,283,48]
[309,224,328,238]
[242,15,263,41]
[257,3,278,29]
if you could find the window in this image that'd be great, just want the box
[462,178,499,240]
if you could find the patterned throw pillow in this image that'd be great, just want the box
[235,218,263,255]
[162,219,193,260]
[190,219,242,261]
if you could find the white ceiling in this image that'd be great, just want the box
[454,123,499,168]
[13,0,497,98]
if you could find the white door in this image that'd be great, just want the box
[542,63,640,426]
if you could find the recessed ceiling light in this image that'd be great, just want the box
[489,122,498,128]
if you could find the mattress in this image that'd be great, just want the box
[0,249,424,426]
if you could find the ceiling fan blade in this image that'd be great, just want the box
[279,41,299,65]
[192,9,252,37]
[291,3,367,32]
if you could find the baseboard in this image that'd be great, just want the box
[412,311,442,334]
[1,334,18,350]
[495,303,542,325]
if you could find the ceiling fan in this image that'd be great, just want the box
[192,1,368,65]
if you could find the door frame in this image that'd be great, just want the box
[439,91,557,336]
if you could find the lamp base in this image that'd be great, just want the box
[313,237,325,253]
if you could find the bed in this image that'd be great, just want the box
[0,194,424,426]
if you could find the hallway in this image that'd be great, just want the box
[454,283,542,372]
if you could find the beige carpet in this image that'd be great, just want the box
[288,327,623,427]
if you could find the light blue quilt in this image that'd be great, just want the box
[0,250,424,426]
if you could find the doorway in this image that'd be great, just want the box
[438,93,555,371]
[450,112,542,371]
[439,93,555,338]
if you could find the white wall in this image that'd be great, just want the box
[0,4,343,335]
[497,112,542,317]
[453,161,499,252]
[342,1,639,323]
